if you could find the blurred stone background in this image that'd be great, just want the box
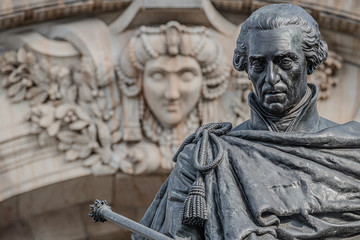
[0,0,359,239]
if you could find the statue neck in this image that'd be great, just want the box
[249,84,320,133]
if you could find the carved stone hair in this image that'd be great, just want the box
[117,21,229,100]
[116,21,229,141]
[233,4,328,75]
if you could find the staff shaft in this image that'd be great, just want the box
[89,199,174,240]
[101,207,174,240]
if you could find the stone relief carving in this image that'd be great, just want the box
[113,21,230,174]
[0,47,114,173]
[308,51,343,100]
[0,21,343,176]
[0,21,231,175]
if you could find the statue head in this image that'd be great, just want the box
[233,4,328,115]
[117,21,229,141]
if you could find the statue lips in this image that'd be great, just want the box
[264,92,286,103]
[263,87,288,104]
[164,101,181,112]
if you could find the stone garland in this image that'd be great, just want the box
[0,47,115,174]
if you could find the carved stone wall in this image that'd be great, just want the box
[0,0,359,239]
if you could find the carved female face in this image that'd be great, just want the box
[143,55,202,128]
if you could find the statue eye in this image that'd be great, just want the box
[279,58,293,69]
[181,70,196,82]
[250,59,265,72]
[150,72,165,81]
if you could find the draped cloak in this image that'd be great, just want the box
[133,86,360,239]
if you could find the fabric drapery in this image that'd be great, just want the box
[133,121,360,239]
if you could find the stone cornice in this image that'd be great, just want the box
[213,0,360,37]
[0,0,131,31]
[0,0,359,37]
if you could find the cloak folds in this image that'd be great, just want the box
[134,121,360,239]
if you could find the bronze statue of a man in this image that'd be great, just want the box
[133,4,360,239]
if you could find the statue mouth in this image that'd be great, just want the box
[265,89,286,95]
[263,86,287,99]
[265,91,285,95]
[264,92,286,102]
[164,101,180,112]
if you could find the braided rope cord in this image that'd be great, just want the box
[173,122,232,227]
[172,122,232,168]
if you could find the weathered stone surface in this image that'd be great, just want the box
[114,174,168,208]
[18,176,93,219]
[0,173,168,239]
[0,221,34,240]
[0,196,18,229]
[27,206,87,240]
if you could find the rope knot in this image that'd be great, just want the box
[176,122,232,227]
[173,122,232,163]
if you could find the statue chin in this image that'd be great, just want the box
[156,116,183,129]
[263,103,289,116]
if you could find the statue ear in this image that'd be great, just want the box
[307,39,328,75]
[233,52,246,72]
[233,52,241,71]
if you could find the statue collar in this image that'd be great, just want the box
[248,83,320,133]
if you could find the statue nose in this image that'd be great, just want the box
[265,62,280,86]
[164,75,180,100]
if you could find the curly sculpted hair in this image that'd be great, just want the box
[233,4,328,75]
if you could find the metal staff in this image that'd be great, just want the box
[89,199,174,240]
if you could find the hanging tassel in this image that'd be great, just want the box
[182,173,207,227]
[180,123,232,228]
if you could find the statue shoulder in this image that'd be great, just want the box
[173,122,232,166]
[231,120,251,131]
[315,117,339,132]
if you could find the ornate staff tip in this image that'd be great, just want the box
[89,199,111,223]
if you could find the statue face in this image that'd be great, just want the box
[143,55,202,128]
[247,26,308,115]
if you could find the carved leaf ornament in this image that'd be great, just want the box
[0,47,115,174]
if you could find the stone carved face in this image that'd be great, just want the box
[117,21,229,145]
[143,55,202,128]
[247,26,308,115]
